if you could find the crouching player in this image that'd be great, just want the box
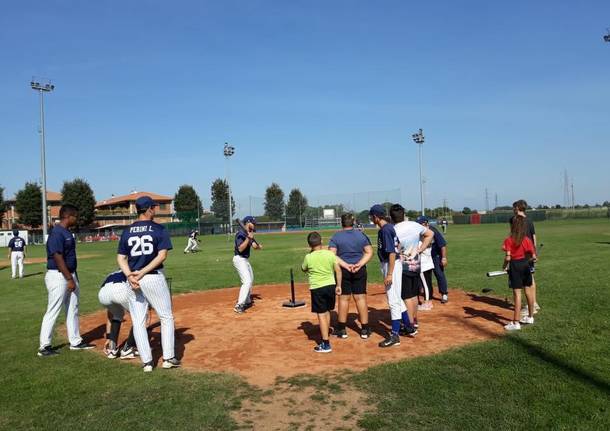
[302,232,342,353]
[502,215,537,331]
[98,270,154,371]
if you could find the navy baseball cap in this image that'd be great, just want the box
[416,216,429,224]
[243,216,257,224]
[135,196,158,211]
[369,204,386,217]
[12,229,18,236]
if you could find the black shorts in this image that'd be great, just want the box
[311,285,336,313]
[401,272,420,299]
[340,267,367,295]
[508,259,533,289]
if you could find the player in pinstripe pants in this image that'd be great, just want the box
[117,196,180,371]
[98,270,152,367]
[233,216,263,313]
[38,205,94,357]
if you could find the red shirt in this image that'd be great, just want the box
[502,236,535,260]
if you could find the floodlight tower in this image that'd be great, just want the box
[30,79,55,242]
[223,143,235,234]
[412,128,425,216]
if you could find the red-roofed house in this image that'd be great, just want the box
[95,191,174,227]
[1,191,63,230]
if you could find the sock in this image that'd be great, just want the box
[125,328,136,348]
[109,319,121,343]
[401,311,411,328]
[336,322,346,331]
[391,319,401,335]
[322,339,330,347]
[362,323,370,330]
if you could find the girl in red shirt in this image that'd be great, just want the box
[502,215,537,331]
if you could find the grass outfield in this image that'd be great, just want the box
[0,219,609,430]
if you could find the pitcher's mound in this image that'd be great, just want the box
[79,284,513,386]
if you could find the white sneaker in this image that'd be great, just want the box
[143,362,153,373]
[520,307,529,317]
[504,321,521,331]
[534,303,541,313]
[520,316,534,325]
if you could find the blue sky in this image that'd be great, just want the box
[1,1,609,214]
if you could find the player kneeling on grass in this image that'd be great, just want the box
[502,215,537,331]
[302,232,342,353]
[98,270,151,362]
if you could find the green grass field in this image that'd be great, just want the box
[1,219,609,430]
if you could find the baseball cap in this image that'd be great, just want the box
[369,204,386,217]
[416,216,429,224]
[243,216,257,225]
[135,196,158,211]
[12,229,18,236]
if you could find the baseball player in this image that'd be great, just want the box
[98,270,153,369]
[38,205,94,357]
[233,216,262,313]
[7,229,26,279]
[117,196,180,370]
[183,229,200,253]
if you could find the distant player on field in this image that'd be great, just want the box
[7,229,26,279]
[184,229,200,253]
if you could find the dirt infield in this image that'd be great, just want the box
[78,283,513,386]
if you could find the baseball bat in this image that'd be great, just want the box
[237,219,259,246]
[485,243,543,277]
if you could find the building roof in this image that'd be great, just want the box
[6,190,61,203]
[96,191,173,208]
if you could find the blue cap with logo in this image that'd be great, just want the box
[135,196,158,211]
[243,216,257,225]
[368,204,386,217]
[416,216,429,224]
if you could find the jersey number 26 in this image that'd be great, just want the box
[128,235,154,256]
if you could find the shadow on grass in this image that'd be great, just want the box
[458,317,610,395]
[593,241,610,245]
[467,293,512,310]
[23,271,44,278]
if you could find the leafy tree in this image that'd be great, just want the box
[61,178,96,229]
[174,185,202,222]
[356,210,370,224]
[210,178,234,221]
[286,188,308,226]
[264,183,285,220]
[16,182,42,227]
[462,207,472,215]
[0,186,6,222]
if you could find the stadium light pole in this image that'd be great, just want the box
[412,128,425,216]
[223,143,235,234]
[31,79,54,242]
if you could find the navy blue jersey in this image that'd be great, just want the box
[377,224,398,263]
[101,270,127,287]
[8,236,26,252]
[329,229,372,265]
[47,225,77,272]
[234,231,252,258]
[117,220,172,271]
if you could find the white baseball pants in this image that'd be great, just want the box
[39,270,82,349]
[233,255,254,305]
[139,273,175,360]
[11,251,24,278]
[381,261,407,320]
[184,238,198,253]
[98,282,152,364]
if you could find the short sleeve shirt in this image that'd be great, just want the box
[377,224,398,263]
[234,231,252,258]
[47,225,77,272]
[328,229,372,265]
[101,270,127,287]
[502,236,535,260]
[8,236,25,252]
[429,226,447,257]
[302,249,337,289]
[394,221,427,275]
[117,220,172,271]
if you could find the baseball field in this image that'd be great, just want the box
[1,219,609,430]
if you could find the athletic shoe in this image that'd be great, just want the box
[534,303,541,313]
[37,346,59,357]
[441,294,448,304]
[314,342,332,353]
[105,340,119,359]
[504,321,521,331]
[399,326,418,337]
[334,328,348,339]
[120,346,137,360]
[378,334,401,348]
[143,362,153,373]
[413,318,419,329]
[69,342,95,351]
[360,327,372,339]
[244,301,254,310]
[520,316,534,325]
[162,358,181,369]
[233,304,246,314]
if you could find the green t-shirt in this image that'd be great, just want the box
[302,249,337,289]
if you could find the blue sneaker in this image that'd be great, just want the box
[314,342,332,353]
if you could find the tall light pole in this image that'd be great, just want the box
[223,143,235,234]
[412,128,425,216]
[31,79,54,242]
